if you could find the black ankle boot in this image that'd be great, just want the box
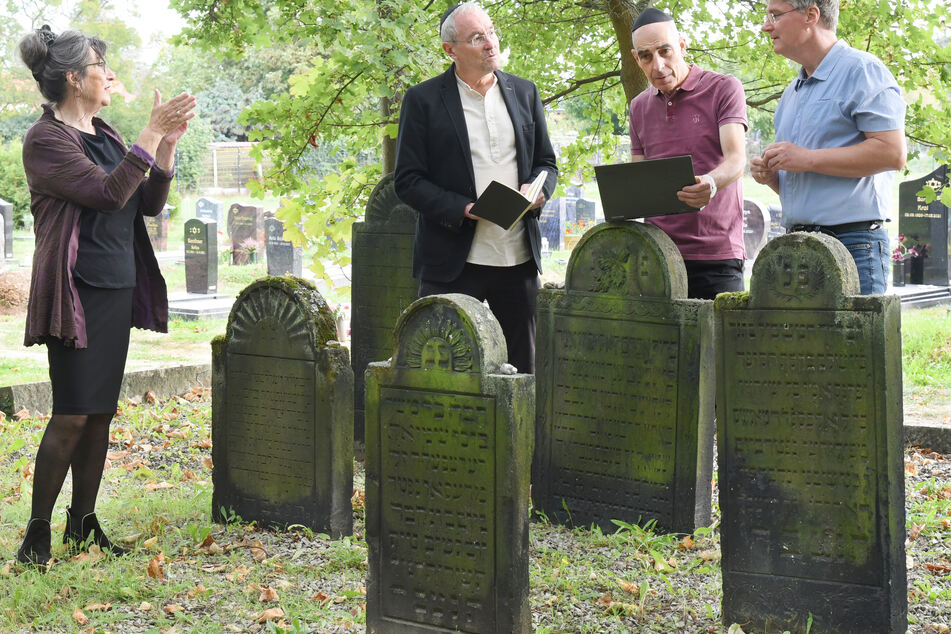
[16,518,52,567]
[63,508,129,556]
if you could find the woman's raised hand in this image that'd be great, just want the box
[147,90,197,136]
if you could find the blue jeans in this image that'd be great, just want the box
[836,227,889,295]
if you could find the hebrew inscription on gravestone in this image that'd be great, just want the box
[211,277,353,537]
[365,294,533,634]
[264,216,302,277]
[716,232,905,634]
[534,221,714,534]
[351,173,418,452]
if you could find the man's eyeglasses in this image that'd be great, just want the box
[456,28,500,47]
[84,59,108,72]
[764,8,798,24]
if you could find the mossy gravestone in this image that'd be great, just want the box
[533,222,714,533]
[211,277,353,537]
[716,232,905,633]
[351,173,418,451]
[365,294,533,633]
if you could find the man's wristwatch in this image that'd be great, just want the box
[700,173,717,199]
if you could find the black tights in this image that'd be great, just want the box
[29,413,113,521]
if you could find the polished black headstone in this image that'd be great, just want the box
[742,198,770,260]
[264,217,302,277]
[227,203,265,264]
[540,197,565,251]
[196,197,222,224]
[898,164,949,286]
[184,218,218,294]
[575,198,596,225]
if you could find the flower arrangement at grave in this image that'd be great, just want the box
[565,219,591,236]
[232,238,262,265]
[891,234,919,263]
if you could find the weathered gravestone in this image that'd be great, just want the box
[143,208,169,252]
[184,218,218,294]
[539,197,565,251]
[575,198,596,225]
[365,294,533,633]
[211,277,353,537]
[264,217,302,277]
[742,198,770,261]
[715,232,905,633]
[227,203,265,264]
[533,222,714,534]
[898,164,949,286]
[767,204,784,241]
[0,198,12,259]
[195,196,222,224]
[351,173,418,452]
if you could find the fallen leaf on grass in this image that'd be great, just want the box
[139,602,152,611]
[905,460,919,476]
[596,592,615,608]
[202,457,213,470]
[143,536,159,551]
[72,607,88,625]
[147,553,165,580]
[255,607,285,623]
[187,585,209,599]
[119,533,142,546]
[226,565,250,583]
[106,451,130,461]
[727,625,746,634]
[164,604,183,615]
[616,579,640,595]
[13,407,30,421]
[71,545,105,564]
[250,540,267,561]
[925,563,951,575]
[909,522,926,541]
[197,438,212,449]
[166,429,188,439]
[696,550,721,562]
[923,624,950,634]
[678,535,696,550]
[145,482,175,492]
[312,590,331,605]
[145,391,158,404]
[258,586,280,602]
[84,602,111,612]
[352,488,366,509]
[181,469,197,481]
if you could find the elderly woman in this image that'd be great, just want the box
[15,25,196,566]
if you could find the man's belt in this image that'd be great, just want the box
[788,221,881,237]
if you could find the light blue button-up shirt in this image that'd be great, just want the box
[775,40,906,227]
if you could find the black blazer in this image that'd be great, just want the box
[394,65,558,283]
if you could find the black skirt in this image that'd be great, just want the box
[47,280,133,415]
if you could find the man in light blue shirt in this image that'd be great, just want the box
[751,0,906,295]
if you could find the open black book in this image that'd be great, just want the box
[594,155,697,219]
[470,170,548,231]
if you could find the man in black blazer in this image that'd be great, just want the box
[394,1,558,373]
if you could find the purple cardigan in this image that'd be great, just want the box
[22,104,170,348]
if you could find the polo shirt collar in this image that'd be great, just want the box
[795,39,847,89]
[654,63,701,97]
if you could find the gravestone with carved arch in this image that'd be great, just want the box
[365,293,533,633]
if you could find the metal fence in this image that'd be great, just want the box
[197,142,272,194]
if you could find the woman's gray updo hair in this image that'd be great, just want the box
[18,25,107,104]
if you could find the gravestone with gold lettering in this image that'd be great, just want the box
[184,218,217,294]
[533,222,714,534]
[716,232,905,633]
[144,207,169,252]
[211,277,353,537]
[898,164,949,285]
[351,173,418,452]
[365,294,533,634]
[227,203,265,265]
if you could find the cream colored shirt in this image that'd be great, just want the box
[456,74,531,266]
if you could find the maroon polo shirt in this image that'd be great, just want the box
[628,64,747,261]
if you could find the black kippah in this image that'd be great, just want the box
[631,8,674,32]
[440,4,462,33]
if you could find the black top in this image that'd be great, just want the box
[74,127,141,288]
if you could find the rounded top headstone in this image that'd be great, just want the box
[392,293,507,375]
[742,198,770,260]
[750,231,860,309]
[565,221,688,299]
[226,276,338,359]
[365,172,418,230]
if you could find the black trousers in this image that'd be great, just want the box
[683,258,745,300]
[418,260,539,374]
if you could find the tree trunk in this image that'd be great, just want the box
[381,94,398,175]
[604,0,650,104]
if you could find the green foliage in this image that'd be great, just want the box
[902,306,951,387]
[173,115,215,192]
[0,139,30,227]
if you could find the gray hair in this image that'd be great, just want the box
[18,26,107,104]
[788,0,838,30]
[440,2,485,43]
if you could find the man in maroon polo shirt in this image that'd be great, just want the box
[628,8,749,299]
